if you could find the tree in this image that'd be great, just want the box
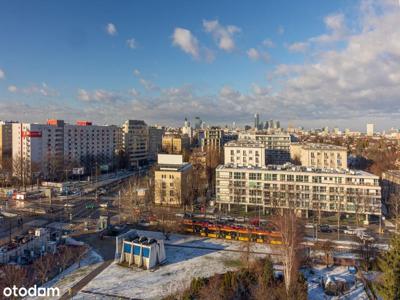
[271,210,304,298]
[376,235,400,300]
[0,265,34,299]
[262,256,274,286]
[34,254,55,284]
[314,240,334,267]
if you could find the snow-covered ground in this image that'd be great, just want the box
[305,265,368,300]
[74,230,276,300]
[27,248,103,300]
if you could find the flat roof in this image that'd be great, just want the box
[217,163,377,177]
[225,140,265,148]
[298,143,347,151]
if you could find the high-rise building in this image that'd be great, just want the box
[254,113,260,129]
[239,131,291,164]
[181,117,193,140]
[162,133,190,154]
[154,154,192,206]
[122,120,149,169]
[148,126,164,162]
[194,117,202,130]
[12,120,120,181]
[367,123,374,137]
[0,121,14,173]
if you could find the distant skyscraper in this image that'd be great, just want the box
[367,123,374,136]
[194,117,202,129]
[254,113,260,129]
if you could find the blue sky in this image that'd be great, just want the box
[0,0,399,130]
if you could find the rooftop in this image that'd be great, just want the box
[298,143,347,151]
[225,139,265,148]
[218,163,377,177]
[383,170,400,178]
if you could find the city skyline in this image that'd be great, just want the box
[0,0,400,130]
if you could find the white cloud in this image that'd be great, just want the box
[203,19,241,52]
[8,85,17,93]
[77,89,90,101]
[0,69,5,80]
[287,42,309,53]
[247,48,270,62]
[7,82,58,97]
[247,48,260,60]
[129,88,140,97]
[106,23,117,36]
[139,78,159,92]
[310,13,348,44]
[262,39,275,48]
[126,38,137,49]
[77,88,122,103]
[172,27,200,59]
[133,69,141,76]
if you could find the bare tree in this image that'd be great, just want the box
[0,265,34,299]
[271,210,304,297]
[314,240,334,267]
[34,254,55,284]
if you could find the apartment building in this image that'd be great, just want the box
[162,133,190,154]
[239,131,291,164]
[216,163,381,220]
[154,154,192,206]
[224,140,266,167]
[12,120,120,181]
[0,121,13,173]
[201,127,225,148]
[382,170,400,217]
[291,143,348,169]
[148,126,164,162]
[122,120,149,169]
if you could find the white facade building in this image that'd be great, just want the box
[224,140,266,167]
[367,123,374,137]
[12,120,120,181]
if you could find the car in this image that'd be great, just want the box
[99,202,109,208]
[305,223,315,229]
[357,231,375,242]
[344,229,357,235]
[64,203,74,208]
[319,225,333,233]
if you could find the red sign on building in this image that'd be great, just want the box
[22,131,42,138]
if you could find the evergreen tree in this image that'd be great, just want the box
[376,235,400,300]
[263,257,274,286]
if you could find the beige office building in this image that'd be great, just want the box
[224,140,266,167]
[162,133,190,155]
[239,131,291,164]
[291,143,347,169]
[154,154,192,206]
[122,120,149,168]
[216,163,381,220]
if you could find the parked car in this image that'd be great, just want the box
[344,228,357,235]
[99,202,109,208]
[319,224,333,233]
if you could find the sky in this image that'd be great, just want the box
[0,0,399,131]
